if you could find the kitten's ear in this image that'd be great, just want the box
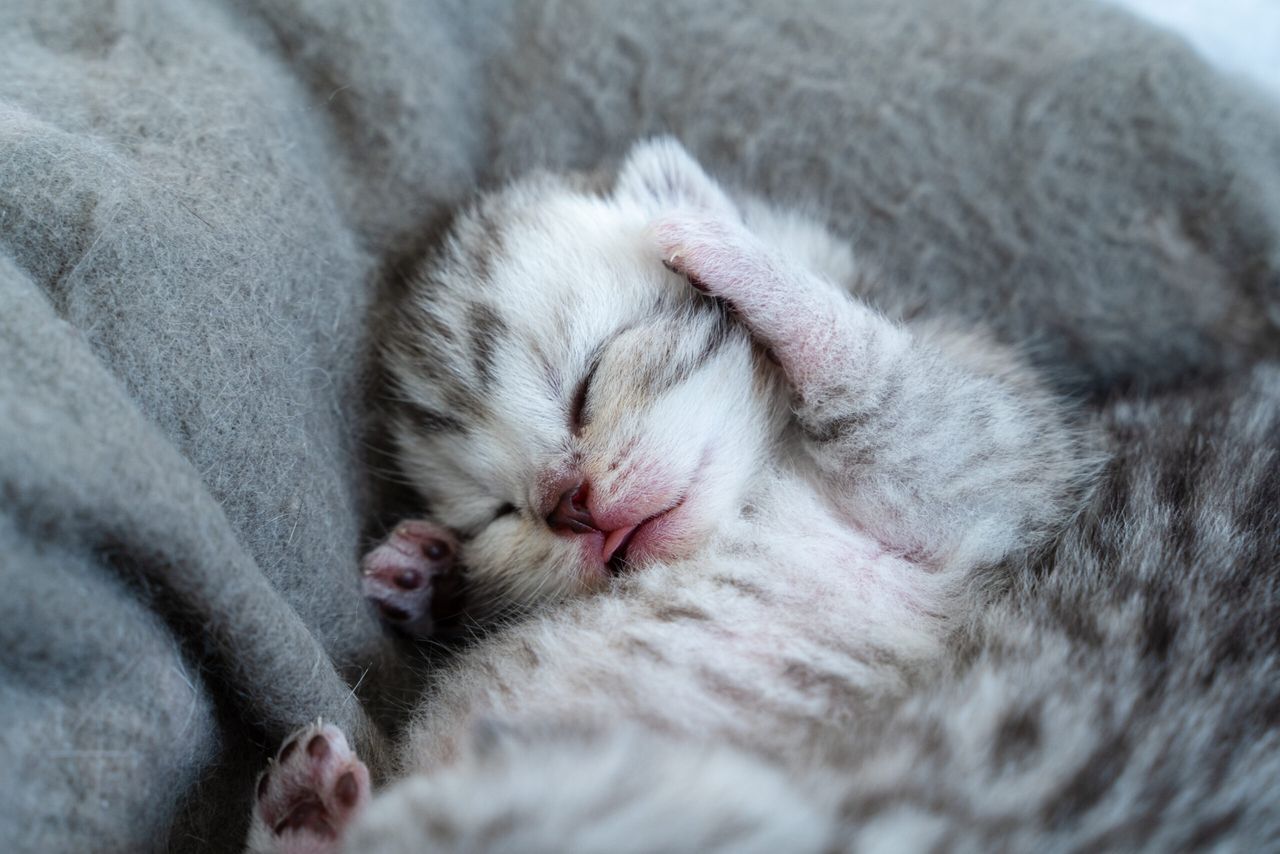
[614,136,738,217]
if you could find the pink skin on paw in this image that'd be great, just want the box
[361,519,457,638]
[651,211,858,393]
[253,723,370,854]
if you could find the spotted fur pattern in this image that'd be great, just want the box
[251,138,1118,852]
[827,362,1280,850]
[336,366,1280,854]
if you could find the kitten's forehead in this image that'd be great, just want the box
[443,180,683,328]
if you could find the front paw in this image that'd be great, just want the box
[361,519,458,638]
[651,209,799,349]
[651,209,747,299]
[652,210,870,395]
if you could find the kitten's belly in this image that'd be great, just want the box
[405,478,953,771]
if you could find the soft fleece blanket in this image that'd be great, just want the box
[1,1,1277,851]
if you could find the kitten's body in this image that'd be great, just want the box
[829,362,1280,850]
[346,363,1280,853]
[250,139,1280,853]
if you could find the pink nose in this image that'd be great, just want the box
[546,482,599,534]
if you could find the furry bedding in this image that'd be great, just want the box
[0,0,1277,851]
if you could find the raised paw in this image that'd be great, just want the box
[361,519,458,638]
[652,210,889,395]
[651,209,822,348]
[247,722,370,854]
[651,209,753,300]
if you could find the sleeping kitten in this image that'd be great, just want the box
[247,138,1094,852]
[359,137,1090,635]
[336,363,1280,853]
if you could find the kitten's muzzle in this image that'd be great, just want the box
[546,481,642,568]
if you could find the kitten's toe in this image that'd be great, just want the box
[248,722,369,854]
[652,210,718,268]
[361,519,457,638]
[650,210,755,301]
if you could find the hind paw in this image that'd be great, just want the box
[247,722,369,854]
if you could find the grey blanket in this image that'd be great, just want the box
[1,1,1277,851]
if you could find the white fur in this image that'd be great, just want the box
[251,138,1093,852]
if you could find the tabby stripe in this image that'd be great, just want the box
[466,301,510,385]
[401,401,467,434]
[653,604,712,622]
[1041,730,1129,824]
[642,313,734,399]
[413,302,457,345]
[710,574,773,603]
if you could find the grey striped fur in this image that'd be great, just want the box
[251,139,1279,852]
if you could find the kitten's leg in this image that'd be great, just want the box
[344,726,834,854]
[654,212,1091,573]
[245,723,371,854]
[361,519,457,638]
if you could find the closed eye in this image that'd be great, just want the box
[569,358,600,434]
[492,502,518,521]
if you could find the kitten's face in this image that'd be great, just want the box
[385,141,782,611]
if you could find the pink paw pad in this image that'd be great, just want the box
[252,723,369,853]
[361,519,458,638]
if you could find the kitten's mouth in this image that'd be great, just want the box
[602,524,640,569]
[602,497,687,574]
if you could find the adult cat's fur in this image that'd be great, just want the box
[829,361,1280,849]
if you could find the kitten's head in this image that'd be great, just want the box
[384,139,783,613]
